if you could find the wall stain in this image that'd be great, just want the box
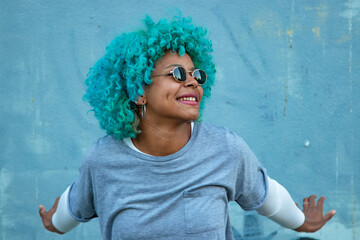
[312,27,321,37]
[351,175,356,240]
[35,176,38,202]
[301,65,309,85]
[304,4,329,24]
[284,75,288,116]
[213,10,260,77]
[284,2,294,116]
[337,35,351,44]
[348,0,353,113]
[242,16,271,76]
[286,29,293,48]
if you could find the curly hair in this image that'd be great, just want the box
[83,15,216,139]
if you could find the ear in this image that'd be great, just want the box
[136,95,146,105]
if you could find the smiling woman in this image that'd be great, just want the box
[39,15,335,240]
[82,15,216,140]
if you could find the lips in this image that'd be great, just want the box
[178,96,197,101]
[176,93,199,105]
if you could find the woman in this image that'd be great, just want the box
[39,15,335,239]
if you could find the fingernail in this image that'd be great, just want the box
[331,210,336,214]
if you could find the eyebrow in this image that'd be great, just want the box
[165,64,196,71]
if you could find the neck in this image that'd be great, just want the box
[132,120,192,156]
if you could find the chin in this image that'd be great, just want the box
[175,107,200,122]
[185,112,199,121]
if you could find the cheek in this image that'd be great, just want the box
[168,88,179,99]
[198,87,204,101]
[148,83,179,103]
[162,83,181,100]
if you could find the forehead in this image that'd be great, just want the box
[155,51,195,69]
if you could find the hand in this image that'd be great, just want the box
[295,195,336,232]
[39,197,64,234]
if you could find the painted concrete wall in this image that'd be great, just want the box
[1,0,359,239]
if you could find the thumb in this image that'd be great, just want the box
[38,205,46,217]
[49,197,60,212]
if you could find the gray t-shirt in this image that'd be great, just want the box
[68,122,268,240]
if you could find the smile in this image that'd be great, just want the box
[178,97,197,101]
[177,97,198,106]
[176,93,199,106]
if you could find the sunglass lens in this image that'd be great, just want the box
[173,67,186,82]
[193,69,207,84]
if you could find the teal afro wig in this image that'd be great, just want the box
[83,15,216,139]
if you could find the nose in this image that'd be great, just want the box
[184,73,198,88]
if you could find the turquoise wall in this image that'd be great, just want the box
[1,0,359,239]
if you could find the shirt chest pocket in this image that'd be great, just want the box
[183,187,228,234]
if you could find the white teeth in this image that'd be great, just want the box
[179,97,196,101]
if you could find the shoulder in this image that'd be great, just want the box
[197,122,252,157]
[81,135,121,166]
[197,122,244,144]
[197,122,229,138]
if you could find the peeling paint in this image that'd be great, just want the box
[254,19,266,27]
[304,4,329,24]
[337,35,352,43]
[312,27,321,37]
[286,29,293,48]
[304,4,329,14]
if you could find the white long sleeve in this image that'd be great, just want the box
[52,186,80,233]
[256,176,305,229]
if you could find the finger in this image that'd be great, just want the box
[38,205,46,216]
[309,195,317,206]
[303,197,310,210]
[323,210,336,222]
[316,196,326,209]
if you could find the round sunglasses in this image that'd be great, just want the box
[151,66,207,85]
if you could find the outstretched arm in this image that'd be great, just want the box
[39,186,80,234]
[39,197,64,234]
[257,177,335,232]
[295,195,336,232]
